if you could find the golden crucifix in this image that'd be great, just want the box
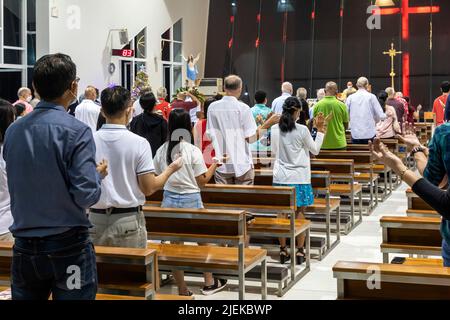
[383,43,402,90]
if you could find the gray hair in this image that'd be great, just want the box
[356,77,369,89]
[157,87,167,99]
[17,87,31,98]
[282,82,293,94]
[296,87,308,100]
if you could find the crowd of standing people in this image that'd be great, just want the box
[0,52,449,300]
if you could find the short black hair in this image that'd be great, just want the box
[100,86,131,117]
[0,99,15,143]
[140,92,157,113]
[33,53,77,101]
[441,81,450,93]
[14,103,26,117]
[254,91,267,104]
[203,98,217,119]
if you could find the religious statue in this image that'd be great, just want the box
[183,53,201,88]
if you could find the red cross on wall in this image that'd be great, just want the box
[374,0,440,97]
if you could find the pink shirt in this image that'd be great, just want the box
[13,100,34,114]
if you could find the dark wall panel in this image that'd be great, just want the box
[341,0,371,89]
[205,0,450,109]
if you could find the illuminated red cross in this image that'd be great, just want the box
[373,0,440,97]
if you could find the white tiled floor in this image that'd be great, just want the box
[159,183,409,300]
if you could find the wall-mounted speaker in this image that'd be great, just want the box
[119,29,129,46]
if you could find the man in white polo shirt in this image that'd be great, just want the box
[272,82,293,114]
[75,86,101,133]
[90,86,182,249]
[207,75,279,185]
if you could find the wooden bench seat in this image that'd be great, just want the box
[254,169,341,254]
[249,218,311,236]
[333,261,450,300]
[148,243,266,271]
[392,257,443,267]
[0,242,157,300]
[146,187,311,298]
[406,209,440,218]
[143,208,270,299]
[380,216,442,263]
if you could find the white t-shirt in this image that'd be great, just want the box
[74,100,101,133]
[271,124,325,185]
[154,141,207,194]
[92,124,155,209]
[206,96,257,177]
[0,146,13,235]
[133,99,143,118]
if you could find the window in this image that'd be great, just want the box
[161,19,183,99]
[119,28,147,91]
[0,0,36,101]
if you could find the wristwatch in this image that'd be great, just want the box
[411,146,426,156]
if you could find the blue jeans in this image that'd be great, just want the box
[12,227,98,300]
[442,239,450,267]
[161,191,204,209]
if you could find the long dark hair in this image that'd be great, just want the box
[0,99,15,144]
[280,97,301,133]
[297,99,310,126]
[167,109,193,165]
[377,91,388,113]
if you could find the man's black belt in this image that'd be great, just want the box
[90,206,142,215]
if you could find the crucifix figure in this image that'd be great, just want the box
[383,43,402,90]
[374,0,440,96]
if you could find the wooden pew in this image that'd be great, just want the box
[406,188,439,218]
[0,242,157,300]
[255,157,361,229]
[146,186,311,297]
[143,207,268,299]
[317,150,392,201]
[310,159,364,224]
[346,140,405,187]
[253,169,342,255]
[380,216,442,263]
[333,261,450,300]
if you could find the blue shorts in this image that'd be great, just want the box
[161,191,204,209]
[273,183,314,208]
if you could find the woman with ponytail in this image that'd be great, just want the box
[271,97,329,265]
[153,108,228,297]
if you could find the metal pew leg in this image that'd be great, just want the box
[261,259,267,300]
[383,252,389,264]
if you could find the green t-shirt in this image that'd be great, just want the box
[313,96,349,150]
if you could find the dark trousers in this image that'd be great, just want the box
[443,239,450,267]
[11,227,97,301]
[351,137,375,145]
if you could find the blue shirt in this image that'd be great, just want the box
[272,93,292,114]
[424,123,450,244]
[250,104,272,152]
[3,101,102,238]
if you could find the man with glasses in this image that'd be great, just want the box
[3,54,107,300]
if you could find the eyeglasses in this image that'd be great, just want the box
[74,77,80,84]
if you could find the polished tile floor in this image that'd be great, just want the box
[159,183,409,300]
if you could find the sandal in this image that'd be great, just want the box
[280,247,291,264]
[296,248,306,265]
[179,290,194,297]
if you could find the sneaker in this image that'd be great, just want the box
[201,279,227,296]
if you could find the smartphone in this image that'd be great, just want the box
[391,257,406,265]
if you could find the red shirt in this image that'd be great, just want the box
[433,94,448,126]
[194,119,215,167]
[171,100,198,113]
[154,99,172,121]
